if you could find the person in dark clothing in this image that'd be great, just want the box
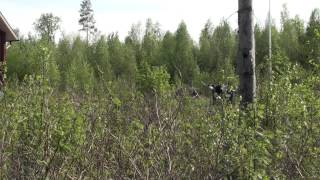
[191,88,199,98]
[208,84,235,103]
[226,89,236,103]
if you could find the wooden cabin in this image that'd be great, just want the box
[0,11,18,87]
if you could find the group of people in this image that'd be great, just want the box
[190,83,236,104]
[208,84,236,103]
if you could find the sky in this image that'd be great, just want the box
[1,0,319,41]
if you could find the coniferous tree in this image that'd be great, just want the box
[47,58,61,87]
[125,23,143,67]
[305,8,320,64]
[91,36,112,81]
[159,31,176,79]
[174,22,199,84]
[142,19,161,66]
[126,23,142,46]
[211,21,236,82]
[67,37,95,92]
[79,0,97,43]
[255,23,280,65]
[108,33,137,81]
[279,4,305,64]
[199,20,214,72]
[55,37,72,89]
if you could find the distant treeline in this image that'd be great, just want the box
[7,7,320,93]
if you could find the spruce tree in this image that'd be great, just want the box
[199,20,213,72]
[306,9,320,64]
[142,19,161,66]
[279,5,305,64]
[91,36,112,81]
[160,31,176,78]
[174,22,199,84]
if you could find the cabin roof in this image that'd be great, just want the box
[0,11,18,42]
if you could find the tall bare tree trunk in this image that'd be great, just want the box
[238,0,256,106]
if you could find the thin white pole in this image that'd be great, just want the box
[266,0,272,124]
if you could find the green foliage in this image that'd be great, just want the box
[90,36,112,81]
[66,37,95,93]
[174,21,199,84]
[108,33,137,82]
[142,19,161,66]
[280,5,305,64]
[55,36,72,89]
[137,62,171,95]
[159,31,176,79]
[79,0,97,42]
[255,23,280,68]
[198,20,237,83]
[198,20,214,71]
[7,37,40,80]
[305,8,320,65]
[2,65,319,178]
[2,10,320,179]
[33,13,61,42]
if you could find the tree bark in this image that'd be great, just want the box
[238,0,256,106]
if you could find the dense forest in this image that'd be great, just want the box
[0,1,319,179]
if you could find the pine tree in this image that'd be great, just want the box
[79,0,97,43]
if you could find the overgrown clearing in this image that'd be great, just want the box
[0,5,319,179]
